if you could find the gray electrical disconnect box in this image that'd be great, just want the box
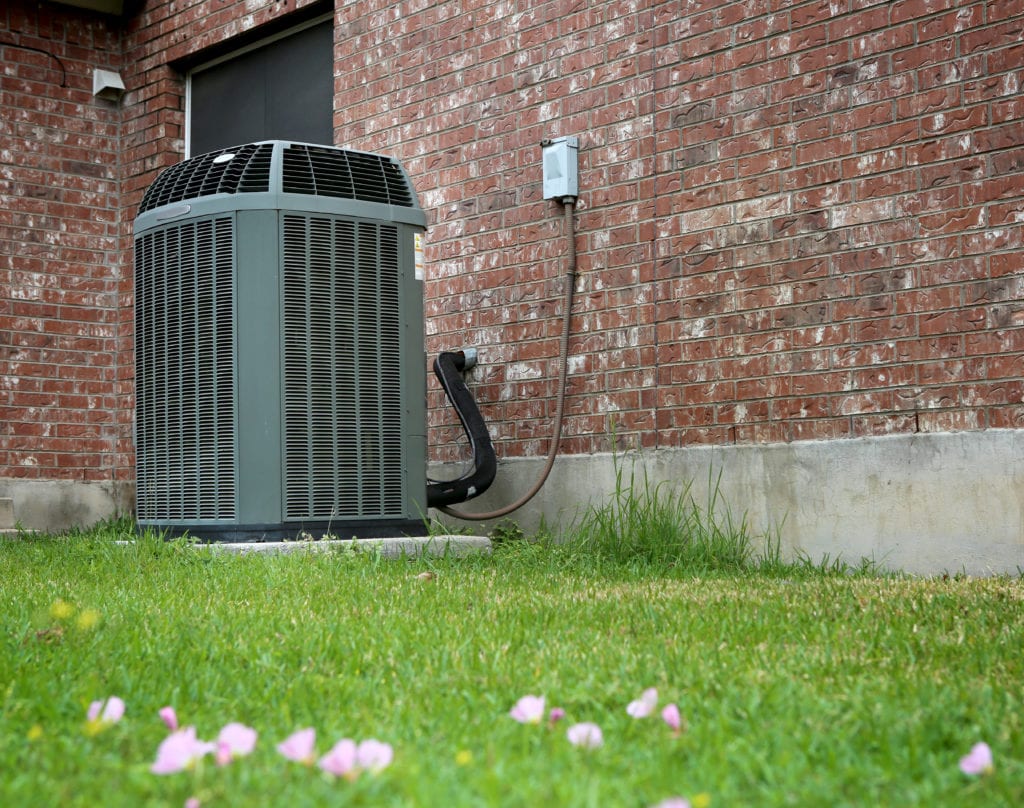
[542,136,579,200]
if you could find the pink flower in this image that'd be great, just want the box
[318,738,357,779]
[87,696,125,725]
[151,727,215,774]
[548,707,566,725]
[318,738,394,779]
[277,728,316,764]
[959,741,994,776]
[215,722,258,766]
[651,800,691,808]
[661,703,682,734]
[185,799,200,808]
[159,706,178,731]
[510,694,546,724]
[566,722,603,748]
[627,687,658,718]
[356,739,394,773]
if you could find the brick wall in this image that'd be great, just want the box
[0,1,127,482]
[332,0,1024,462]
[3,0,1023,489]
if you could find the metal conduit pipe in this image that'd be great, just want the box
[439,198,578,522]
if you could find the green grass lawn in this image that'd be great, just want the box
[1,524,1021,807]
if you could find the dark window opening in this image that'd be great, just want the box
[188,18,333,157]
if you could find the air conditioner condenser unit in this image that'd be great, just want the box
[133,140,428,541]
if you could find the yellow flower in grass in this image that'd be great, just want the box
[75,608,101,631]
[455,749,473,766]
[49,599,75,621]
[692,794,711,808]
[27,725,44,742]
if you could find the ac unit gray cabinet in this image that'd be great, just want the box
[133,141,427,540]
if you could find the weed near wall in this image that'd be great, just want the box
[561,458,763,571]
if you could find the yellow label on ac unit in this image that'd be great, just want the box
[414,233,424,280]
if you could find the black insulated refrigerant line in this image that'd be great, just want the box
[425,350,498,507]
[427,198,578,520]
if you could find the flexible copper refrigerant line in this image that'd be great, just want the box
[440,198,578,522]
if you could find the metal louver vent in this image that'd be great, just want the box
[282,215,404,519]
[138,143,273,213]
[281,145,414,206]
[134,217,237,520]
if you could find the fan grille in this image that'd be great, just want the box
[138,142,416,214]
[138,144,274,213]
[281,144,415,206]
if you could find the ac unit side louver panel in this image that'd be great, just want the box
[133,140,427,541]
[134,217,237,520]
[281,217,405,519]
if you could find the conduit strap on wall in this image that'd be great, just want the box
[439,198,578,521]
[425,350,498,508]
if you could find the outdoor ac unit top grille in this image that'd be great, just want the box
[138,142,417,214]
[138,143,273,213]
[281,145,415,207]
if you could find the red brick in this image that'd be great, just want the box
[735,421,792,444]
